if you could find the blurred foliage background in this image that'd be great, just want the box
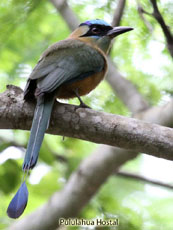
[0,0,173,229]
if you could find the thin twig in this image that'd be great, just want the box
[136,1,153,33]
[116,171,173,190]
[150,0,173,58]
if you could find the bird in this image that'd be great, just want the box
[7,19,133,218]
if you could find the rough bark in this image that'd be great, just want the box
[1,85,173,159]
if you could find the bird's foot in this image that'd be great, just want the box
[79,101,91,109]
[75,102,91,110]
[73,89,91,109]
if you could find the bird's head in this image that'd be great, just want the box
[69,19,133,54]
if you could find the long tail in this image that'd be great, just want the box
[23,94,54,171]
[7,95,55,218]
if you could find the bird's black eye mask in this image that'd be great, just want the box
[80,24,113,37]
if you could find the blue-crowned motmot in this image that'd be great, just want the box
[7,19,133,218]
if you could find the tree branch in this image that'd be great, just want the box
[116,171,173,190]
[134,100,173,127]
[136,1,153,33]
[1,85,173,159]
[112,0,126,27]
[107,59,149,113]
[137,0,173,57]
[149,0,173,57]
[50,0,79,31]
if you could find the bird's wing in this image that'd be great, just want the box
[25,39,105,94]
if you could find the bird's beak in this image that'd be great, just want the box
[107,26,133,38]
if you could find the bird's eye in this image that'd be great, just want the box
[91,27,100,34]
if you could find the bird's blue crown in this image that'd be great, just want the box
[80,19,110,27]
